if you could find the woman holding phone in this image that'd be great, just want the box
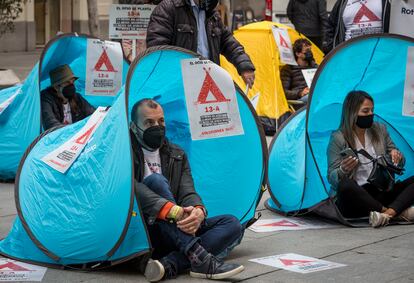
[327,90,414,227]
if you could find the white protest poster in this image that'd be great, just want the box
[248,216,338,233]
[301,68,317,88]
[85,39,123,96]
[109,4,155,40]
[390,0,414,38]
[249,253,346,274]
[272,27,297,66]
[0,257,47,281]
[181,59,244,140]
[0,89,20,115]
[42,107,109,174]
[403,47,414,117]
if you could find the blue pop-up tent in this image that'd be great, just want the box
[127,46,268,224]
[266,34,414,225]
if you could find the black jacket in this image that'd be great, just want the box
[40,87,95,130]
[280,62,318,100]
[287,0,329,38]
[146,0,255,74]
[132,132,204,224]
[324,0,391,53]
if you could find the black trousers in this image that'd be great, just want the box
[336,176,414,218]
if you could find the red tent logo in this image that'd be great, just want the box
[260,220,299,227]
[0,262,31,271]
[75,123,97,145]
[279,258,314,266]
[94,48,117,72]
[279,34,290,48]
[353,4,381,23]
[197,68,230,104]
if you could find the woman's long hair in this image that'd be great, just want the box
[339,90,379,148]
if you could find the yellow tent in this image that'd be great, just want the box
[221,21,324,132]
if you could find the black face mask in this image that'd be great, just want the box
[356,114,374,129]
[131,122,166,151]
[304,50,314,64]
[62,84,76,99]
[199,0,218,11]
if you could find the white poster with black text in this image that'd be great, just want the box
[403,46,414,117]
[390,0,414,38]
[272,27,297,66]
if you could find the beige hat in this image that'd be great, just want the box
[49,64,78,87]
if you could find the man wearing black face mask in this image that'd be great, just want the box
[130,99,244,282]
[40,64,95,130]
[146,0,256,89]
[280,38,318,109]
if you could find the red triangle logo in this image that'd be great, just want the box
[0,262,31,271]
[279,258,314,266]
[260,220,299,227]
[94,49,117,72]
[197,68,230,104]
[353,4,381,23]
[279,34,290,48]
[75,123,97,145]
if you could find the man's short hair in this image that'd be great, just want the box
[131,98,160,123]
[293,38,312,60]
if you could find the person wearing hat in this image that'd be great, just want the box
[41,64,95,130]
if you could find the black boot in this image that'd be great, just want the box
[189,253,244,280]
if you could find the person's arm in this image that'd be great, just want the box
[280,66,302,100]
[327,132,349,189]
[323,0,341,53]
[77,94,95,116]
[41,95,63,130]
[287,0,294,23]
[381,124,406,167]
[318,0,329,38]
[146,0,175,48]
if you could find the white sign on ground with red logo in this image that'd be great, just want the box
[390,0,414,38]
[249,253,346,274]
[271,27,297,66]
[181,59,244,140]
[42,107,109,174]
[0,257,47,281]
[248,215,338,233]
[0,89,20,115]
[403,47,414,117]
[86,39,123,96]
[301,68,317,88]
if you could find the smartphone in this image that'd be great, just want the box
[339,148,357,159]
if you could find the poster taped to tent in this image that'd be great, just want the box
[42,107,109,173]
[86,39,123,96]
[181,59,244,140]
[271,27,297,66]
[0,89,20,115]
[301,68,317,88]
[0,258,47,281]
[403,47,414,117]
[109,4,155,40]
[248,216,338,232]
[249,253,346,274]
[389,0,414,38]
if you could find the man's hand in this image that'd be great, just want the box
[241,70,255,88]
[390,149,402,165]
[300,87,310,97]
[177,206,205,235]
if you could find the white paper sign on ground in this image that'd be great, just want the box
[390,0,414,38]
[301,68,317,88]
[42,107,109,174]
[403,46,414,117]
[249,253,346,274]
[86,39,123,96]
[0,89,20,115]
[109,4,155,40]
[248,215,338,233]
[0,257,47,281]
[272,27,297,66]
[181,59,244,140]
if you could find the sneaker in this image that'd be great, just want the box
[398,207,414,222]
[369,211,391,228]
[144,259,165,282]
[189,254,244,280]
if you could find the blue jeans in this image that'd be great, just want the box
[143,174,243,273]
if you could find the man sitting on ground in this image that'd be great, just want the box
[130,99,244,282]
[280,38,318,109]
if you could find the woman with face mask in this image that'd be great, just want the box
[327,90,414,227]
[40,64,95,130]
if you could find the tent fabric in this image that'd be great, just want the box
[266,34,414,225]
[220,21,324,130]
[0,92,151,268]
[0,65,41,180]
[126,46,267,224]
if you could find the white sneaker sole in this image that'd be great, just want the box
[190,265,244,280]
[144,259,165,282]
